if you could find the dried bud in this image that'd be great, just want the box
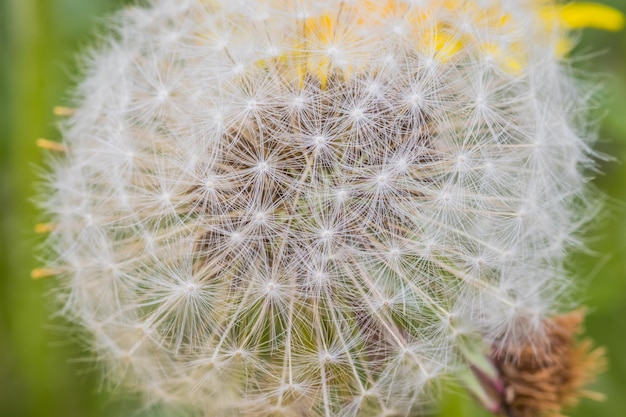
[494,310,606,417]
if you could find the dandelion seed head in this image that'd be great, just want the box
[39,0,615,415]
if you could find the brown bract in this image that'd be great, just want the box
[494,310,606,417]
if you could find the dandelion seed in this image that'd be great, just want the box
[38,1,622,416]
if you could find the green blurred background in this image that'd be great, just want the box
[1,1,625,416]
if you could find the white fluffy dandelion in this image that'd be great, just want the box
[37,1,623,416]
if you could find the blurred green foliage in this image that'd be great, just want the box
[1,1,624,416]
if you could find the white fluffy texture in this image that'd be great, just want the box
[42,0,597,416]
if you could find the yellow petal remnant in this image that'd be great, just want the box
[34,223,57,233]
[53,106,76,117]
[31,268,62,280]
[561,2,625,32]
[36,138,66,152]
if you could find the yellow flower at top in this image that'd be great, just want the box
[556,2,625,31]
[274,0,623,84]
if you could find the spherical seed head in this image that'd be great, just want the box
[40,0,606,415]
